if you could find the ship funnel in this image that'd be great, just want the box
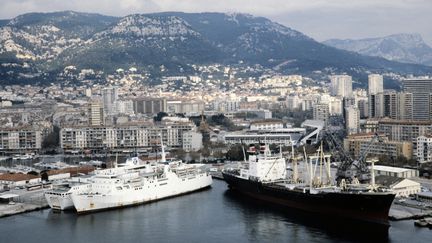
[247,145,256,154]
[259,144,266,154]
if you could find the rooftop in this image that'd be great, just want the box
[417,191,432,198]
[374,175,404,187]
[347,132,386,139]
[250,119,283,125]
[374,165,417,173]
[0,193,19,199]
[0,173,39,182]
[379,119,432,126]
[46,166,94,176]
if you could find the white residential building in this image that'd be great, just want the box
[345,106,360,135]
[88,101,104,126]
[85,88,92,97]
[313,103,330,126]
[114,100,134,115]
[330,75,353,98]
[167,100,205,114]
[60,121,196,150]
[368,74,384,95]
[182,131,203,152]
[0,126,43,151]
[102,86,118,116]
[0,100,12,107]
[417,135,432,164]
[286,95,301,111]
[328,96,343,115]
[250,119,284,131]
[213,98,241,112]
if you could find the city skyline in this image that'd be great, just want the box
[1,0,432,45]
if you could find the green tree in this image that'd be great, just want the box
[41,172,48,181]
[42,125,60,149]
[189,151,201,162]
[200,147,210,158]
[394,155,408,166]
[154,112,168,122]
[171,148,186,160]
[208,114,240,131]
[213,150,226,159]
[226,144,248,161]
[27,171,39,176]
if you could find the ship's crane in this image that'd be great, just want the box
[320,130,382,183]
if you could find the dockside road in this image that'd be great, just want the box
[0,188,48,218]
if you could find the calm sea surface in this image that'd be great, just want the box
[0,180,430,243]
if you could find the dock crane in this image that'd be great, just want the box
[320,130,383,183]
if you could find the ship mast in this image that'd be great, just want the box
[242,145,247,163]
[319,141,323,186]
[325,153,332,185]
[309,152,313,191]
[312,150,318,187]
[291,144,298,183]
[303,147,309,185]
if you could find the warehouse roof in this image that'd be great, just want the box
[0,173,39,182]
[374,165,417,173]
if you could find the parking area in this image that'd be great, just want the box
[0,187,48,217]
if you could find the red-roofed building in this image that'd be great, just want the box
[0,173,41,187]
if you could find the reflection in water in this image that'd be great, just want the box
[0,180,429,243]
[223,189,389,243]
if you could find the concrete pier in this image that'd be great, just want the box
[389,203,432,220]
[210,172,224,180]
[0,202,49,218]
[0,188,49,218]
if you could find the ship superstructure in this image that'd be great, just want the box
[70,139,212,213]
[71,160,212,213]
[44,156,149,211]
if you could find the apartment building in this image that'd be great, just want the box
[60,120,196,151]
[0,126,43,151]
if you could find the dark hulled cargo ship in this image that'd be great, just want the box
[222,145,395,226]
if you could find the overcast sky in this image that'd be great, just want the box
[1,0,431,45]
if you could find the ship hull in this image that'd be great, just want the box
[223,172,395,226]
[45,193,74,211]
[72,174,212,213]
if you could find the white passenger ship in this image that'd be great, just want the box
[44,156,147,211]
[71,143,212,213]
[44,180,91,210]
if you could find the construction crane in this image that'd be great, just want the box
[320,130,382,183]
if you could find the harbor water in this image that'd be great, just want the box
[0,180,430,243]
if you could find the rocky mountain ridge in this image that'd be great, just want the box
[1,11,431,85]
[323,33,432,66]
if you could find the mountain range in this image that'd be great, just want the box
[1,11,432,85]
[323,34,432,66]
